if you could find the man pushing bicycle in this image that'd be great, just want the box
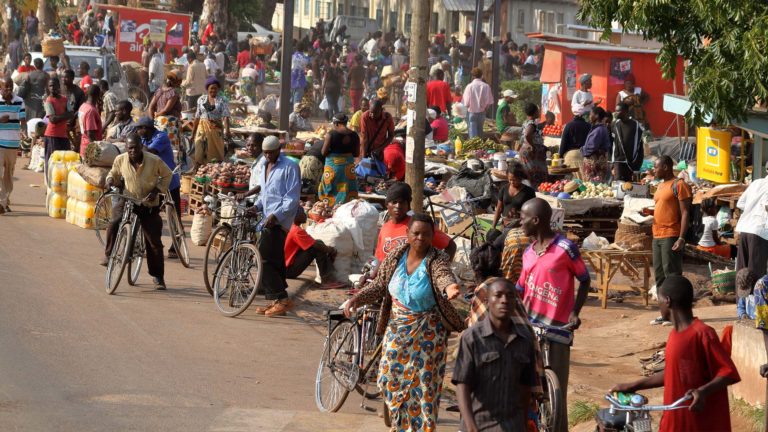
[102,135,173,290]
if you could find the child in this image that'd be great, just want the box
[284,207,345,289]
[697,198,733,258]
[611,275,740,432]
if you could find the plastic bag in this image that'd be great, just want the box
[582,232,609,250]
[191,213,213,246]
[319,96,329,111]
[307,219,359,281]
[333,199,380,256]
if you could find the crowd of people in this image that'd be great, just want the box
[3,8,768,432]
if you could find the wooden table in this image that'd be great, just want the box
[582,249,653,309]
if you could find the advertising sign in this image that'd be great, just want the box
[696,127,732,183]
[110,7,191,63]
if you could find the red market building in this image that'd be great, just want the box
[537,40,685,136]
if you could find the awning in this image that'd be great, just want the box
[442,0,493,12]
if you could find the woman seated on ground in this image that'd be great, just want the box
[345,213,464,431]
[697,198,735,259]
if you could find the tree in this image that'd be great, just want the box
[578,0,768,124]
[201,0,229,38]
[37,0,65,35]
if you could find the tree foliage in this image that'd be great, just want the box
[578,0,768,124]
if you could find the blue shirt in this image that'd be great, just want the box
[387,252,436,312]
[581,123,612,158]
[141,129,180,191]
[254,155,301,231]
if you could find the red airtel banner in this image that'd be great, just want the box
[101,5,191,63]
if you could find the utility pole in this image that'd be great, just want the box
[471,0,483,67]
[491,0,501,112]
[405,0,431,213]
[279,0,294,132]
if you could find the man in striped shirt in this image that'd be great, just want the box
[0,77,27,214]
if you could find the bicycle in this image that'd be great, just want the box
[315,305,383,414]
[94,167,189,268]
[202,193,258,296]
[105,192,148,294]
[209,194,265,317]
[597,392,692,432]
[530,322,575,432]
[425,195,488,249]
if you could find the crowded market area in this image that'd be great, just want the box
[2,1,768,431]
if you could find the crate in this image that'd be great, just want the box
[188,195,205,216]
[180,175,193,195]
[210,184,248,197]
[191,180,210,196]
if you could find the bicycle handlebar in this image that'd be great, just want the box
[107,188,150,206]
[604,393,691,412]
[530,322,576,332]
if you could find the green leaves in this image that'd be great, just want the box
[579,0,768,124]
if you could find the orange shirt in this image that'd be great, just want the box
[652,179,692,238]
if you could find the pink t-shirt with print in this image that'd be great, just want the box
[516,234,590,326]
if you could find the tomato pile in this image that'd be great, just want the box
[542,124,564,137]
[537,180,567,193]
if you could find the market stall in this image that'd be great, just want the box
[583,249,653,309]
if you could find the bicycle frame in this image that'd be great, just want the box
[531,322,574,369]
[425,195,487,244]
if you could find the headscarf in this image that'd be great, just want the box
[205,76,220,89]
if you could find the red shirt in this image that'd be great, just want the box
[44,96,69,138]
[431,116,449,142]
[375,216,451,261]
[360,111,394,157]
[78,102,103,157]
[383,143,405,181]
[202,23,214,45]
[73,29,83,45]
[237,50,252,69]
[659,319,740,432]
[79,74,93,91]
[17,65,34,73]
[426,80,452,114]
[285,224,316,267]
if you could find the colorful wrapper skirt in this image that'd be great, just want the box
[318,154,358,207]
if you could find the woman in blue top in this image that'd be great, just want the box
[581,106,612,182]
[347,214,465,431]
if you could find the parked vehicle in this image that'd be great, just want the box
[326,15,378,47]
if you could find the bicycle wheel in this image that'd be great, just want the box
[93,192,118,247]
[203,225,233,296]
[106,224,131,294]
[212,243,263,317]
[315,320,356,412]
[537,369,564,432]
[355,333,382,399]
[166,204,190,268]
[127,228,144,286]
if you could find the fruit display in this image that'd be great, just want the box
[308,201,334,222]
[542,124,563,137]
[458,137,508,158]
[540,180,616,199]
[537,180,567,194]
[195,162,251,189]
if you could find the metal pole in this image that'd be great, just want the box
[491,0,501,112]
[471,0,482,68]
[279,0,295,131]
[405,0,432,213]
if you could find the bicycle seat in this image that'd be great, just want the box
[327,309,347,321]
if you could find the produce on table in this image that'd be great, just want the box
[308,201,334,222]
[195,162,251,189]
[458,137,507,158]
[542,124,564,137]
[571,182,615,199]
[537,180,567,194]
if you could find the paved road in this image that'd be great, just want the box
[0,161,412,431]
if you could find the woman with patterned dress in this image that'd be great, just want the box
[346,214,465,432]
[191,77,231,166]
[519,103,548,188]
[318,113,360,206]
[148,70,183,148]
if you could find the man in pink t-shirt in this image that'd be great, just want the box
[516,198,590,432]
[78,85,103,157]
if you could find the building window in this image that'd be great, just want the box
[350,5,357,16]
[535,10,556,33]
[451,12,459,33]
[517,9,525,31]
[390,12,398,31]
[404,13,412,30]
[376,9,383,27]
[556,12,565,34]
[304,0,310,16]
[338,4,344,16]
[315,1,321,17]
[432,12,439,34]
[362,7,369,18]
[326,2,332,18]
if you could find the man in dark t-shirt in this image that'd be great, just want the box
[611,102,643,182]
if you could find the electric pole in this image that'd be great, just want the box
[405,0,432,213]
[491,0,501,112]
[471,0,483,67]
[279,0,295,131]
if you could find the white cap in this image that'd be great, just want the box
[263,136,281,151]
[485,50,493,58]
[502,89,518,98]
[427,109,437,120]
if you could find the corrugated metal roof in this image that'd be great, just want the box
[541,40,661,54]
[442,0,494,12]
